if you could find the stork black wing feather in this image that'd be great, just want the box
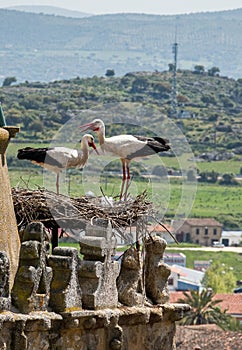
[127,135,170,160]
[134,135,170,151]
[17,147,63,168]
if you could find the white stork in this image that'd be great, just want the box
[79,119,170,199]
[17,134,98,194]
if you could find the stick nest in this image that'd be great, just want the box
[12,188,153,234]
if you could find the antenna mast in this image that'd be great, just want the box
[170,25,178,118]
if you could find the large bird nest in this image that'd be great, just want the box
[12,188,153,240]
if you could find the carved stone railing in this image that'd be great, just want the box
[0,220,191,349]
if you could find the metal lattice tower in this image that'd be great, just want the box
[171,41,178,118]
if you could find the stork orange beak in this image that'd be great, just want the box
[79,121,96,132]
[90,141,99,155]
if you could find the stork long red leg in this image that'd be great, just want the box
[123,161,131,200]
[56,173,60,195]
[120,159,127,200]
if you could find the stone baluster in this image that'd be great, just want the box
[48,246,82,313]
[0,251,11,311]
[11,222,52,313]
[144,235,171,304]
[117,246,144,306]
[78,219,120,310]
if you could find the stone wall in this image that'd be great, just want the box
[0,305,189,350]
[0,221,190,349]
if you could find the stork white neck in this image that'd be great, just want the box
[80,137,89,159]
[94,120,106,148]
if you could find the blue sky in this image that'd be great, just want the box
[0,0,242,15]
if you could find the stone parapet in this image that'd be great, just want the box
[0,304,190,350]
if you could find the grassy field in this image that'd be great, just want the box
[7,143,242,175]
[195,160,242,175]
[8,167,242,228]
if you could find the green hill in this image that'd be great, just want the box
[6,5,92,18]
[1,70,242,155]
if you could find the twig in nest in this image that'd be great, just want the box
[152,216,179,245]
[12,188,153,244]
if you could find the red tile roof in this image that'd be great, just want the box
[148,223,174,233]
[213,294,242,314]
[170,291,187,303]
[184,218,223,227]
[170,292,242,315]
[176,325,242,350]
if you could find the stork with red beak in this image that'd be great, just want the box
[79,119,170,200]
[17,134,99,194]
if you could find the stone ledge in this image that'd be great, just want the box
[0,304,190,350]
[61,303,191,328]
[0,303,190,328]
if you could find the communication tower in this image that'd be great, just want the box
[170,42,178,117]
[170,24,178,118]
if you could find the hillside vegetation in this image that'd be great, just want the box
[1,70,242,154]
[0,9,242,82]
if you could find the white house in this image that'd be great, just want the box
[168,264,204,292]
[221,231,242,246]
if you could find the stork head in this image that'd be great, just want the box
[79,119,104,134]
[81,134,99,154]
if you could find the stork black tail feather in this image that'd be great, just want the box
[17,147,50,163]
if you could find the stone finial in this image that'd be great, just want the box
[11,222,52,313]
[0,251,11,311]
[144,235,171,304]
[80,219,116,261]
[48,247,82,313]
[79,220,120,309]
[117,247,144,306]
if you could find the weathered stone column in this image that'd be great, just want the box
[0,126,20,288]
[144,235,171,304]
[0,251,11,311]
[48,246,82,312]
[79,220,120,310]
[11,222,52,314]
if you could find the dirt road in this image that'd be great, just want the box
[166,246,242,253]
